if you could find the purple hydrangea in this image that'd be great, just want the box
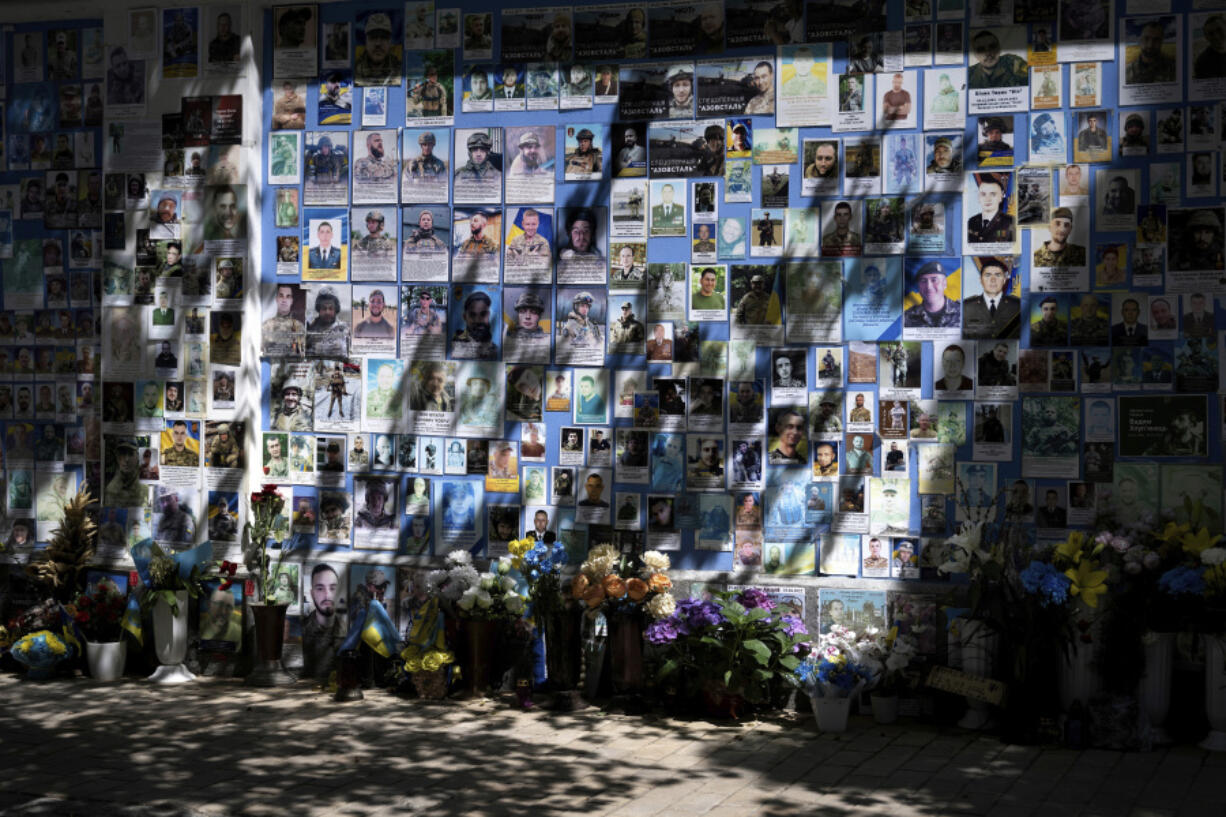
[645,616,681,645]
[679,599,726,630]
[737,587,777,611]
[780,615,808,639]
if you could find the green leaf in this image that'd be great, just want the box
[752,668,772,683]
[700,636,725,649]
[659,658,680,678]
[746,606,770,621]
[723,669,732,685]
[742,639,771,666]
[779,655,800,671]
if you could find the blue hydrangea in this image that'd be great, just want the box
[1158,565,1206,597]
[1019,561,1072,607]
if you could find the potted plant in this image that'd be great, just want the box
[73,578,129,681]
[571,544,675,697]
[794,626,874,733]
[508,533,580,705]
[857,628,920,724]
[647,588,808,719]
[133,539,209,684]
[241,484,301,686]
[425,550,526,697]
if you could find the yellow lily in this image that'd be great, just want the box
[1158,521,1191,544]
[1054,532,1086,567]
[1065,559,1109,608]
[1181,528,1220,558]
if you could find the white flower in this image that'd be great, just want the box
[505,595,525,615]
[499,575,517,592]
[479,576,498,592]
[424,569,448,596]
[645,592,676,619]
[642,550,671,572]
[457,587,479,611]
[1201,548,1226,566]
[475,589,493,609]
[589,544,619,562]
[446,549,473,567]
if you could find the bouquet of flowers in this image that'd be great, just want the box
[426,550,526,621]
[571,545,675,619]
[508,533,568,617]
[242,484,301,605]
[856,627,920,696]
[794,625,874,699]
[71,578,127,643]
[649,588,809,707]
[396,596,457,699]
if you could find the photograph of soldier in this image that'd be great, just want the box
[304,132,349,204]
[261,283,306,357]
[349,209,396,281]
[613,123,647,177]
[451,286,501,361]
[453,129,502,204]
[564,126,603,181]
[963,256,1021,339]
[556,289,606,366]
[305,284,351,357]
[352,286,397,346]
[407,59,452,120]
[154,486,195,544]
[205,421,242,469]
[401,130,449,202]
[1169,209,1224,273]
[903,259,961,332]
[503,289,551,363]
[1074,111,1111,163]
[354,11,402,86]
[1033,207,1087,269]
[161,419,200,468]
[351,130,398,202]
[965,172,1015,249]
[1123,16,1177,87]
[504,208,553,281]
[271,377,313,432]
[453,209,501,282]
[1120,112,1150,155]
[317,72,353,125]
[505,129,554,200]
[608,298,646,354]
[967,28,1028,90]
[462,64,493,111]
[556,207,605,280]
[1029,295,1069,347]
[463,12,493,59]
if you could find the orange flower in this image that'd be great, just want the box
[582,584,606,608]
[648,573,672,593]
[571,573,590,600]
[626,578,649,601]
[603,575,627,599]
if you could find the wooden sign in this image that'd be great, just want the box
[925,665,1007,706]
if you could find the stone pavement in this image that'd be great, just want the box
[0,675,1223,817]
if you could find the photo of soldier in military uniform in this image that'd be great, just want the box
[400,129,450,203]
[349,208,396,281]
[354,10,403,86]
[452,128,503,204]
[503,207,554,285]
[303,131,349,206]
[350,129,398,203]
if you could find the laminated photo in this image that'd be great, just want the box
[647,119,725,178]
[450,284,501,361]
[405,51,454,126]
[1118,15,1181,107]
[922,68,966,130]
[1031,204,1090,291]
[562,124,604,181]
[689,264,727,321]
[526,63,560,110]
[505,126,555,203]
[452,208,502,284]
[649,0,725,58]
[303,131,349,206]
[750,209,782,258]
[763,467,809,544]
[611,179,647,239]
[647,263,687,321]
[1070,62,1101,107]
[321,21,350,69]
[162,8,199,80]
[963,171,1017,256]
[556,206,607,284]
[863,197,905,256]
[349,208,396,281]
[1073,110,1111,163]
[452,127,502,205]
[272,5,317,78]
[934,21,964,65]
[1020,395,1080,478]
[1189,12,1226,102]
[963,256,1021,340]
[405,360,456,434]
[695,57,774,118]
[878,71,917,130]
[493,65,528,112]
[400,206,450,282]
[503,208,554,285]
[760,168,788,210]
[1119,110,1151,157]
[610,241,647,290]
[903,258,962,340]
[904,23,933,68]
[842,258,902,342]
[820,200,863,258]
[317,72,353,126]
[301,210,347,281]
[436,479,483,550]
[350,285,397,355]
[1030,63,1063,109]
[975,115,1014,167]
[884,133,921,195]
[1056,0,1113,62]
[923,133,963,193]
[843,137,881,197]
[801,138,839,196]
[461,64,494,113]
[907,200,951,256]
[351,130,398,203]
[361,357,406,433]
[355,9,403,86]
[1094,168,1140,232]
[729,264,782,343]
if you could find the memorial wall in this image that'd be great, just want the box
[1,0,1224,644]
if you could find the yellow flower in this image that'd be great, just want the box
[422,652,443,672]
[1158,521,1191,544]
[1181,528,1220,558]
[1054,533,1085,567]
[405,657,423,673]
[1065,559,1109,608]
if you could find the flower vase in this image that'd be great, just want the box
[1140,632,1175,744]
[148,590,196,684]
[607,614,644,695]
[246,603,295,687]
[871,693,900,725]
[459,618,497,697]
[958,619,998,730]
[1200,635,1226,751]
[1060,639,1099,713]
[810,690,855,733]
[86,640,127,682]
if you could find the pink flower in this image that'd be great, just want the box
[1110,536,1130,553]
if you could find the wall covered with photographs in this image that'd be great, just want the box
[2,0,1225,647]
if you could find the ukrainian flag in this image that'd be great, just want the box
[339,599,400,658]
[121,590,143,645]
